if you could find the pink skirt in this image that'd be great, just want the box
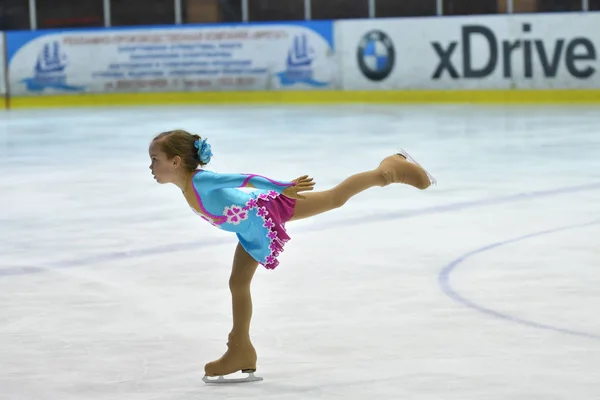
[256,193,296,269]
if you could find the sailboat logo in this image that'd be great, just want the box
[276,34,329,87]
[21,41,85,92]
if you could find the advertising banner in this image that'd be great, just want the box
[338,13,600,90]
[6,21,337,96]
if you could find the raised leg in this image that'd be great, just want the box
[290,170,386,221]
[290,153,433,222]
[204,242,260,377]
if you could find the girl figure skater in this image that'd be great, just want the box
[148,129,436,384]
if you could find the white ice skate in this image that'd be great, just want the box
[202,370,263,384]
[397,148,437,186]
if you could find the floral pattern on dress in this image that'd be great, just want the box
[222,205,249,225]
[242,192,290,270]
[195,191,290,270]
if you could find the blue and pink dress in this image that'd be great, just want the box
[189,169,296,269]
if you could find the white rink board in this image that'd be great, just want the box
[6,22,337,97]
[338,13,600,90]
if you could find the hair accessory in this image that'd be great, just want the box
[194,138,213,164]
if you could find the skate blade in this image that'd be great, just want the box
[397,148,437,186]
[202,371,263,384]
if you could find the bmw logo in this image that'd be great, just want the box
[357,30,395,81]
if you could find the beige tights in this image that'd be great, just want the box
[204,243,259,377]
[291,153,432,221]
[204,154,432,376]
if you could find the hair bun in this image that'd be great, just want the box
[194,138,213,164]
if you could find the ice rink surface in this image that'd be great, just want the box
[0,104,599,400]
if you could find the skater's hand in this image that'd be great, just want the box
[283,175,315,200]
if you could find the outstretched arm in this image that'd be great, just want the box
[196,171,295,193]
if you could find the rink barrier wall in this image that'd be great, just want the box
[7,89,600,109]
[3,13,600,108]
[0,33,6,108]
[339,13,600,91]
